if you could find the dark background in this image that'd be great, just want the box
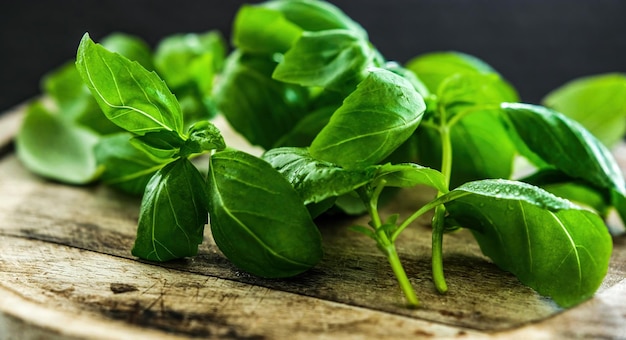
[1,0,625,112]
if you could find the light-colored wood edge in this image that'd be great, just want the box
[0,284,187,340]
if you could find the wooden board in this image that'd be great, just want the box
[0,105,625,339]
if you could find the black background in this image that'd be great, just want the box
[1,0,625,112]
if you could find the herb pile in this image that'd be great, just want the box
[16,0,626,308]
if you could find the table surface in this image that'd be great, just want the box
[0,105,624,339]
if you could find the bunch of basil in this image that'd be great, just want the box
[16,0,626,309]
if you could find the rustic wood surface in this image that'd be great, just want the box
[0,106,624,339]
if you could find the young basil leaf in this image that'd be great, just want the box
[180,120,226,157]
[262,0,367,38]
[76,33,184,136]
[100,32,154,71]
[406,51,512,94]
[416,110,517,188]
[500,103,626,223]
[16,101,102,185]
[310,67,425,169]
[262,147,378,204]
[437,73,518,111]
[132,157,208,262]
[373,163,448,193]
[233,5,302,55]
[95,133,167,195]
[154,31,225,91]
[542,73,626,147]
[213,51,309,149]
[208,149,323,278]
[442,179,612,308]
[272,29,374,93]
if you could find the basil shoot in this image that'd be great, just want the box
[16,0,623,310]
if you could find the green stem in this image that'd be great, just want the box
[431,205,448,294]
[430,110,454,294]
[359,183,419,307]
[378,232,419,307]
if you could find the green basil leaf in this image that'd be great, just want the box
[233,5,302,54]
[438,73,518,111]
[16,101,102,184]
[262,147,378,204]
[262,0,367,38]
[406,51,508,93]
[208,149,323,278]
[213,51,309,149]
[417,110,517,188]
[500,103,626,223]
[520,169,611,215]
[383,61,431,98]
[95,133,166,195]
[42,62,93,118]
[272,29,373,93]
[180,120,226,157]
[100,32,154,71]
[76,33,184,136]
[442,179,612,307]
[310,67,425,169]
[374,163,447,192]
[132,157,207,261]
[154,31,225,91]
[542,73,626,147]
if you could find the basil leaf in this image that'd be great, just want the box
[406,51,511,94]
[154,31,225,91]
[208,149,323,278]
[76,33,184,136]
[100,33,154,71]
[272,29,373,93]
[438,73,518,111]
[542,73,626,147]
[310,68,425,169]
[262,147,378,204]
[16,101,102,185]
[262,0,367,38]
[442,179,612,307]
[500,103,626,222]
[95,133,166,195]
[132,158,208,261]
[374,163,447,192]
[233,5,302,54]
[213,51,309,149]
[383,61,431,98]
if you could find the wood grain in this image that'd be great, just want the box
[0,108,625,339]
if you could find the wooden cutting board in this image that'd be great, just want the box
[0,105,624,339]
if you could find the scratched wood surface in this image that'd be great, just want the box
[0,105,624,339]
